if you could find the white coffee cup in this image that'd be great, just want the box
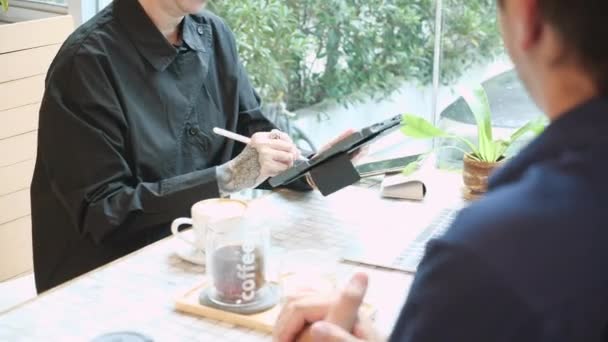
[171,199,248,252]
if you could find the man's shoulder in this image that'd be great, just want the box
[440,160,608,305]
[446,161,597,248]
[439,176,547,283]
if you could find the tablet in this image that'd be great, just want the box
[269,114,403,188]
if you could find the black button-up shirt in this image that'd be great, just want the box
[31,0,306,293]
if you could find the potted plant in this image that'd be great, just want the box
[401,84,546,199]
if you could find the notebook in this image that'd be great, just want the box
[380,173,427,201]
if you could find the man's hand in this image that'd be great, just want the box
[318,129,368,161]
[308,316,382,342]
[274,273,385,342]
[217,129,299,196]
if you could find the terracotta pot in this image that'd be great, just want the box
[462,154,503,199]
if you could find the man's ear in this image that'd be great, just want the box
[520,0,543,50]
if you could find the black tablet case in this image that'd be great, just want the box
[269,114,403,196]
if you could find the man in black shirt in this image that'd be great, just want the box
[32,0,312,293]
[274,0,608,341]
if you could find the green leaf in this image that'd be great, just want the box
[401,153,428,176]
[438,144,476,159]
[488,140,508,162]
[509,116,546,144]
[460,84,494,161]
[400,114,449,139]
[453,136,481,157]
[401,160,420,176]
[401,114,480,156]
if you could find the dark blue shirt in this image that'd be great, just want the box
[390,98,608,341]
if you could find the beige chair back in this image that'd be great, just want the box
[0,15,73,282]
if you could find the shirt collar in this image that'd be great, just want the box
[182,14,210,53]
[115,0,210,71]
[489,96,608,190]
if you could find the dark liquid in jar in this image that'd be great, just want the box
[211,244,266,304]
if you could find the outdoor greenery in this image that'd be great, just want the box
[401,84,546,163]
[1,0,8,12]
[209,0,502,111]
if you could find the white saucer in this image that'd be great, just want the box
[176,248,205,265]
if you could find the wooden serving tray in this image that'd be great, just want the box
[175,282,281,333]
[174,281,376,333]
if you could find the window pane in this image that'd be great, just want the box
[98,0,112,9]
[209,0,440,157]
[82,1,544,165]
[436,0,542,167]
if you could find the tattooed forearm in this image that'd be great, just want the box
[216,146,262,196]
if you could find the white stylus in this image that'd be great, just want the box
[212,127,309,161]
[212,127,252,144]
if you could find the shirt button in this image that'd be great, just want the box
[188,127,199,136]
[197,26,204,35]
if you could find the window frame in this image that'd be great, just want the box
[0,0,66,23]
[8,0,67,13]
[0,0,96,24]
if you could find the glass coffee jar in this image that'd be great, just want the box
[200,205,279,315]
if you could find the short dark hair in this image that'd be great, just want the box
[500,0,608,93]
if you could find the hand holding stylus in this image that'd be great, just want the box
[213,127,308,161]
[214,128,303,196]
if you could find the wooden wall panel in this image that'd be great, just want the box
[0,75,45,112]
[0,15,73,54]
[0,131,37,167]
[0,189,30,225]
[0,44,60,83]
[0,103,39,140]
[0,15,73,283]
[0,216,33,282]
[0,159,35,196]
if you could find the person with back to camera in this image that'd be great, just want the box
[274,0,608,341]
